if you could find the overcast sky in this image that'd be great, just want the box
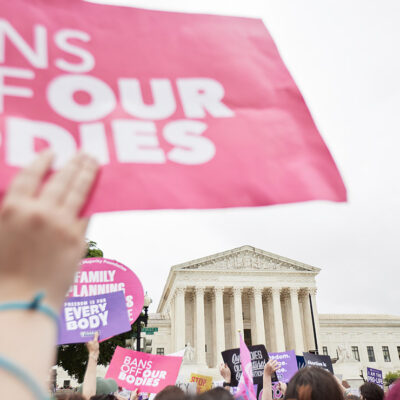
[87,0,400,316]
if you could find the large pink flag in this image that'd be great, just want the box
[0,1,346,214]
[235,334,257,400]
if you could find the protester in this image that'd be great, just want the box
[219,362,232,391]
[385,379,400,400]
[196,386,233,400]
[54,394,86,400]
[80,332,100,399]
[0,151,99,399]
[284,366,345,400]
[153,385,186,400]
[262,359,282,400]
[359,382,384,400]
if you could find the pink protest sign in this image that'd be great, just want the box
[69,258,144,324]
[0,1,346,214]
[106,347,183,393]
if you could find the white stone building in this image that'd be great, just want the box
[146,245,400,380]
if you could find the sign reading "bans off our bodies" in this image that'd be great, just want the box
[69,258,144,324]
[0,0,346,214]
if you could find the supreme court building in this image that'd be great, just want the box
[147,245,400,378]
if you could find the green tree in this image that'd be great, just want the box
[384,371,400,386]
[86,240,104,258]
[56,240,140,383]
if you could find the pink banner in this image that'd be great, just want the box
[0,1,346,213]
[69,258,144,324]
[106,347,183,393]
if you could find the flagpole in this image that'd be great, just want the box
[309,293,319,354]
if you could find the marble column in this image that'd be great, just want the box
[169,297,175,352]
[175,287,186,351]
[214,287,225,366]
[310,288,322,353]
[195,287,206,364]
[233,287,244,347]
[289,288,305,354]
[252,288,266,346]
[301,288,316,352]
[271,288,285,352]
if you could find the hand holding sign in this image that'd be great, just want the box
[219,363,232,384]
[264,360,281,377]
[86,332,99,359]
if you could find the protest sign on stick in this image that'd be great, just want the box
[58,291,131,344]
[367,367,384,389]
[302,353,334,374]
[0,0,346,214]
[106,347,183,393]
[69,258,144,324]
[222,344,271,388]
[190,373,213,393]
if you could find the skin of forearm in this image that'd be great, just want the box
[0,307,57,399]
[262,376,273,400]
[82,354,98,399]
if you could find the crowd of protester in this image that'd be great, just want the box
[1,153,399,400]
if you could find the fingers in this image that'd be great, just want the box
[4,150,53,201]
[62,155,99,216]
[40,153,86,205]
[93,331,99,341]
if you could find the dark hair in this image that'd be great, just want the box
[345,396,360,400]
[90,395,118,400]
[284,367,345,400]
[55,394,86,400]
[154,386,186,400]
[359,382,384,400]
[196,387,234,400]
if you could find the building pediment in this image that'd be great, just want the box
[172,245,319,274]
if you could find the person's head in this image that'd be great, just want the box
[154,386,186,400]
[90,395,118,400]
[385,379,400,400]
[284,367,345,400]
[345,395,360,400]
[195,387,233,400]
[359,382,384,400]
[54,394,86,400]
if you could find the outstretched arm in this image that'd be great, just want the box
[82,332,100,399]
[0,151,98,399]
[262,359,280,400]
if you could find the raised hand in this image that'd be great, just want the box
[0,151,99,309]
[219,362,231,383]
[264,359,281,377]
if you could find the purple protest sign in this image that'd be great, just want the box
[367,367,384,389]
[269,350,298,383]
[58,291,131,344]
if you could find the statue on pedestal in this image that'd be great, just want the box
[183,342,195,364]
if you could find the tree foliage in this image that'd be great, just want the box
[384,370,400,386]
[86,240,104,258]
[56,240,138,383]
